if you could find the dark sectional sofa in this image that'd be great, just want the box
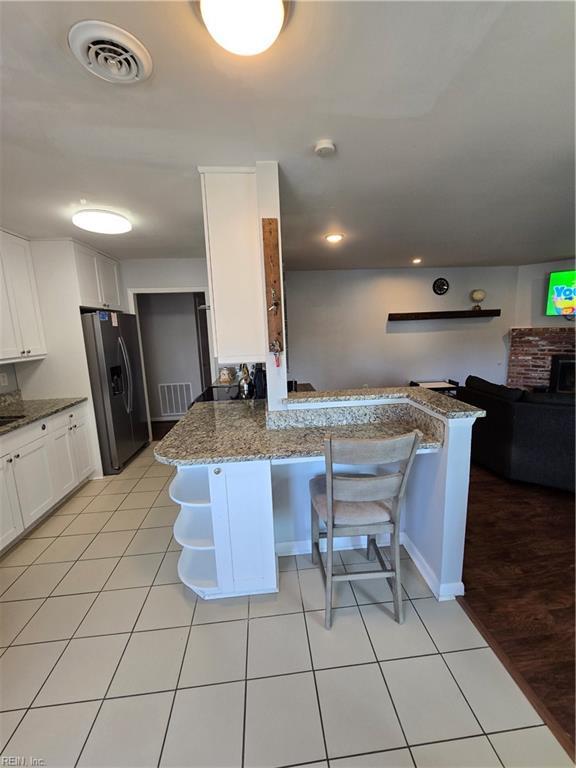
[456,375,575,492]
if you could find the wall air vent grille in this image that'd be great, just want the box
[68,21,152,84]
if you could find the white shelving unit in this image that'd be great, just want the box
[169,467,219,599]
[169,461,278,600]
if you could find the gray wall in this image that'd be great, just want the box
[137,293,203,420]
[0,364,18,395]
[285,266,520,391]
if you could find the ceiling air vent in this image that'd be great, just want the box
[68,21,152,84]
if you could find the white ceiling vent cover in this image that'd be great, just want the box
[68,21,152,84]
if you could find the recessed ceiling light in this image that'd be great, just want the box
[72,209,132,234]
[325,233,344,244]
[200,0,285,56]
[412,258,422,264]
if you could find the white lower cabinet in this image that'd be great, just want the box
[72,416,93,482]
[50,426,78,500]
[0,456,24,549]
[12,436,55,528]
[170,461,277,599]
[0,402,95,552]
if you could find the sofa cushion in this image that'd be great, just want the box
[522,391,574,405]
[465,375,524,402]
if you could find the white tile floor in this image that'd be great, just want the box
[0,444,572,768]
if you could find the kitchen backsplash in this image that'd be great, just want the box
[0,364,18,395]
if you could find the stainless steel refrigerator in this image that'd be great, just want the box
[82,311,149,474]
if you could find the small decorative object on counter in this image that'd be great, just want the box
[238,364,254,400]
[470,289,486,310]
[218,367,236,384]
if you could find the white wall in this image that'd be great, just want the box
[285,265,524,391]
[120,258,209,303]
[137,293,203,419]
[514,258,574,327]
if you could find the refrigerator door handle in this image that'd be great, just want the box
[118,336,133,414]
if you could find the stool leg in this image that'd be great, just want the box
[367,535,376,561]
[325,524,334,629]
[311,502,319,565]
[391,526,404,624]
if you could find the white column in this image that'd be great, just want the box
[403,416,478,599]
[256,161,288,411]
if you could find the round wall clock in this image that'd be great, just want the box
[433,277,449,295]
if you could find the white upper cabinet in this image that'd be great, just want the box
[74,244,101,307]
[0,231,47,361]
[97,255,121,309]
[200,169,268,364]
[74,243,122,310]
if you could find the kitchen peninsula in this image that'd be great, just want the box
[155,386,484,602]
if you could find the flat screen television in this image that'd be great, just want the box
[546,269,576,316]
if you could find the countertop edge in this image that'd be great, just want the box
[283,387,485,419]
[0,396,89,437]
[153,442,442,466]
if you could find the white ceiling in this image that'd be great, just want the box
[0,1,573,269]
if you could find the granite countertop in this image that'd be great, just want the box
[0,396,88,437]
[154,400,442,466]
[286,386,485,419]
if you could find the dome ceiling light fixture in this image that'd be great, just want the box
[199,0,286,56]
[325,233,344,244]
[72,209,132,234]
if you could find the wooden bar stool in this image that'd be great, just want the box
[310,430,421,629]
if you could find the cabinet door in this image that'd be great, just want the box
[201,172,267,363]
[0,257,22,360]
[72,415,93,482]
[0,456,24,550]
[75,244,102,307]
[49,426,77,499]
[12,437,55,527]
[214,460,276,594]
[97,256,121,309]
[0,232,46,357]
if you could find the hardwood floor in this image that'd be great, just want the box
[461,465,575,757]
[151,420,177,440]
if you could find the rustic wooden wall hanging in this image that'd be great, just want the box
[262,218,284,362]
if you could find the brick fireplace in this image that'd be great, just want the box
[507,327,575,390]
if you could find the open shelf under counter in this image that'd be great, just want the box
[174,505,215,550]
[169,466,211,507]
[177,548,219,597]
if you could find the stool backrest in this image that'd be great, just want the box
[324,431,421,518]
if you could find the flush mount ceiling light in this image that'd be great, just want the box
[72,209,132,234]
[325,233,344,244]
[200,0,285,56]
[412,258,422,264]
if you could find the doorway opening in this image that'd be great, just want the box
[135,291,212,440]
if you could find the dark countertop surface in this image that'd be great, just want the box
[0,397,88,437]
[154,400,442,466]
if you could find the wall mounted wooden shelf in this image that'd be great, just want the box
[388,309,502,321]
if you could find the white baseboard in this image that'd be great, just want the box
[402,534,464,601]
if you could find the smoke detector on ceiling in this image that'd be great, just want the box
[68,20,152,84]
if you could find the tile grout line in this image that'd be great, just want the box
[404,592,505,767]
[73,535,172,768]
[239,579,252,768]
[154,573,199,768]
[297,565,331,767]
[348,555,417,768]
[1,589,102,757]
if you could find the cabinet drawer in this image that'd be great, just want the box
[0,418,51,456]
